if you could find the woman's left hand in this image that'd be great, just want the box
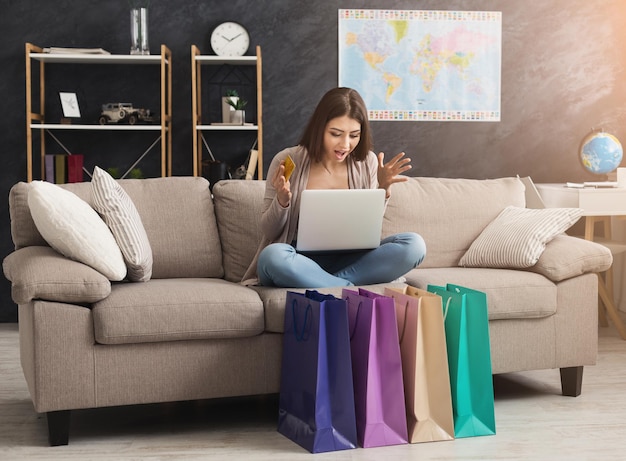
[377,152,411,197]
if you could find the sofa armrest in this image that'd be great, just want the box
[3,246,111,304]
[528,234,613,282]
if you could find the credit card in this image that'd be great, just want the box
[284,155,295,181]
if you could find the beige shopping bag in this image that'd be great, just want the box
[385,286,455,443]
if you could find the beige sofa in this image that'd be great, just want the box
[3,176,612,446]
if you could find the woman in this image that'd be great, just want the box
[241,87,426,287]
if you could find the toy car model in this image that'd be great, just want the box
[98,102,156,125]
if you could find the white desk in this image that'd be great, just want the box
[536,183,626,216]
[536,183,626,339]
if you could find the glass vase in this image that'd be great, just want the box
[130,8,149,55]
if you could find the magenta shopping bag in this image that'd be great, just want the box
[342,288,408,448]
[278,290,358,453]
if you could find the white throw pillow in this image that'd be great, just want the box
[27,181,127,281]
[459,206,583,268]
[91,166,153,282]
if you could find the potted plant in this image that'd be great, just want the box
[222,89,239,123]
[106,167,144,179]
[226,93,248,125]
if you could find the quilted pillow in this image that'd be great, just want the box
[459,206,583,268]
[91,166,153,282]
[27,181,127,281]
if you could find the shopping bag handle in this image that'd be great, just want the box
[398,301,410,344]
[292,299,312,342]
[345,297,363,340]
[443,296,452,321]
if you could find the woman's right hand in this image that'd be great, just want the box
[273,162,292,208]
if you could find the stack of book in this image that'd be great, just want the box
[45,154,84,183]
[42,47,110,55]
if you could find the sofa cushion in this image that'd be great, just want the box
[27,180,127,281]
[9,177,223,280]
[529,234,612,282]
[212,180,266,282]
[78,177,222,279]
[3,246,111,304]
[92,278,264,344]
[383,177,525,268]
[87,177,223,279]
[404,267,557,320]
[459,206,583,269]
[8,182,48,250]
[91,166,153,282]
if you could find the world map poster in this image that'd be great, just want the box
[338,9,502,122]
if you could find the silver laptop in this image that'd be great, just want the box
[296,189,386,252]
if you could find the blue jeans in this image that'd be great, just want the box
[257,232,426,287]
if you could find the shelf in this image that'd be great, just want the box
[194,55,257,66]
[191,44,263,180]
[31,124,166,131]
[197,125,258,131]
[25,43,172,182]
[30,53,167,65]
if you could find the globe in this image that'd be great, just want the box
[580,131,623,174]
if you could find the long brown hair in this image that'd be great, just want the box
[298,87,372,162]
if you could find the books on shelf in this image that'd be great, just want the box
[210,122,255,126]
[67,155,84,183]
[54,154,66,184]
[43,47,110,55]
[246,149,258,180]
[45,154,84,184]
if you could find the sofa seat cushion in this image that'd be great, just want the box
[252,282,407,333]
[404,267,557,320]
[93,278,264,345]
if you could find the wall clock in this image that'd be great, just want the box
[210,22,250,57]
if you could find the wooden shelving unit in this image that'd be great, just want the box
[191,44,263,179]
[25,42,172,181]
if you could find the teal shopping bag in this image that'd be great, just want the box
[426,284,496,438]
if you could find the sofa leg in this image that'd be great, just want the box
[560,366,583,397]
[47,410,71,446]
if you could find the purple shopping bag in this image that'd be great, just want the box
[342,288,408,448]
[278,290,358,453]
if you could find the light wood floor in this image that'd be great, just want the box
[2,320,626,461]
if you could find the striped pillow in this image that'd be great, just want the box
[458,206,583,268]
[91,167,153,282]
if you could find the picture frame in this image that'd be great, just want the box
[59,92,81,118]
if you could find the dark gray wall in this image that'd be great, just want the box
[1,0,625,321]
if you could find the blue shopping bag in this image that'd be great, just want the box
[427,284,496,438]
[277,290,358,453]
